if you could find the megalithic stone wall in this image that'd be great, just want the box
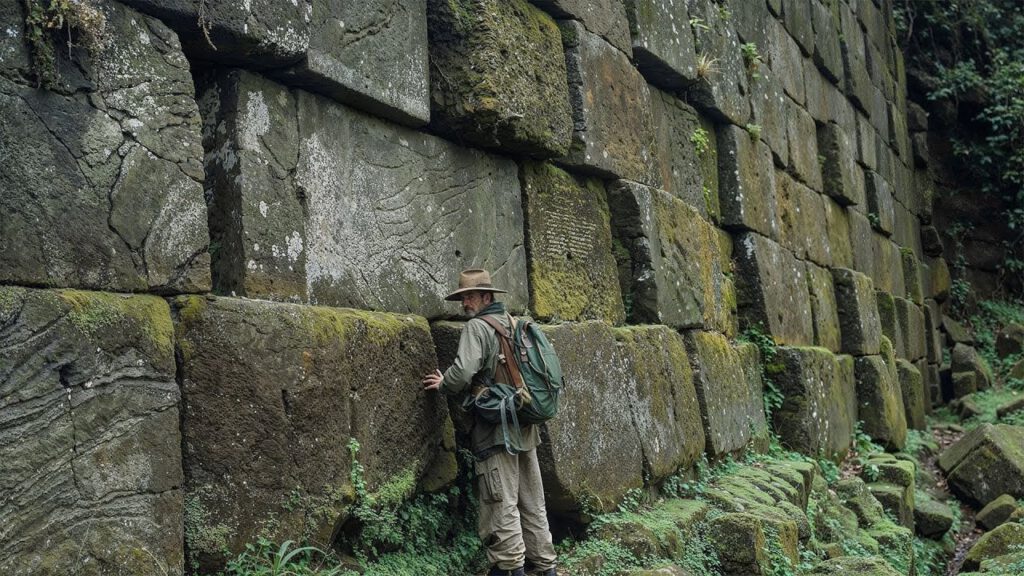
[0,0,958,572]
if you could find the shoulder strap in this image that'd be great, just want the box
[478,314,524,390]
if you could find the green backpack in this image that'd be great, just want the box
[469,314,563,452]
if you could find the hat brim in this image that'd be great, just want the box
[444,286,507,301]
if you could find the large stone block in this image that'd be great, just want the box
[938,424,1024,506]
[530,0,632,55]
[539,322,705,515]
[865,171,896,236]
[806,263,841,352]
[0,287,181,575]
[902,250,925,304]
[735,233,814,346]
[625,0,697,89]
[560,21,659,185]
[871,235,905,297]
[896,359,926,430]
[810,0,842,83]
[823,197,854,269]
[773,347,856,458]
[951,343,993,391]
[686,0,752,125]
[718,125,781,239]
[684,331,769,458]
[749,62,791,167]
[781,0,814,56]
[838,2,871,111]
[818,121,865,207]
[923,300,943,363]
[199,70,527,318]
[896,297,927,361]
[768,17,806,106]
[775,171,831,266]
[609,181,735,335]
[650,89,719,218]
[832,268,882,355]
[426,0,571,155]
[521,162,624,323]
[854,353,908,450]
[116,0,310,67]
[173,296,449,567]
[849,210,875,277]
[0,0,210,294]
[876,290,905,359]
[278,0,429,126]
[785,98,824,192]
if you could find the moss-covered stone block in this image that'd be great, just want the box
[854,354,908,450]
[650,89,720,219]
[709,511,798,576]
[876,290,904,359]
[776,171,831,266]
[938,424,1024,506]
[953,371,978,399]
[808,556,903,575]
[818,121,865,208]
[609,181,734,334]
[915,492,955,539]
[427,0,571,155]
[173,296,448,568]
[718,125,781,239]
[769,17,806,106]
[849,210,876,278]
[560,20,660,185]
[0,286,181,575]
[625,0,697,89]
[865,171,895,236]
[896,297,927,361]
[823,198,854,269]
[532,0,632,54]
[952,343,994,391]
[871,236,905,297]
[735,233,815,346]
[810,0,843,83]
[867,482,914,529]
[896,359,926,430]
[685,0,751,125]
[832,268,883,355]
[806,263,842,352]
[901,250,925,304]
[962,522,1024,572]
[785,98,824,192]
[684,331,769,458]
[773,347,855,459]
[522,162,624,323]
[923,300,944,364]
[977,494,1019,530]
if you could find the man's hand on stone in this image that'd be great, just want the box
[422,369,443,391]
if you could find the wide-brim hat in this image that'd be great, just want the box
[444,268,507,301]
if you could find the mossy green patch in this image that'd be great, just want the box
[58,289,173,357]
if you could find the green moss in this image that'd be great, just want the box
[184,491,233,567]
[58,289,173,355]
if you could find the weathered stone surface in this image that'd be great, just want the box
[962,522,1024,572]
[867,482,914,530]
[865,171,896,236]
[915,492,955,539]
[997,397,1024,419]
[895,297,926,361]
[610,181,735,334]
[0,1,210,294]
[953,372,978,399]
[871,236,905,297]
[276,0,429,126]
[781,0,814,56]
[921,225,944,258]
[686,0,751,125]
[952,343,993,391]
[808,556,902,575]
[823,198,854,269]
[896,359,926,430]
[995,323,1024,359]
[818,121,865,207]
[522,162,624,323]
[902,250,925,304]
[174,296,449,566]
[775,171,831,266]
[806,263,841,352]
[977,494,1019,530]
[650,89,719,218]
[735,233,814,346]
[749,62,791,167]
[773,347,856,458]
[718,125,781,239]
[625,0,696,89]
[785,96,824,191]
[685,331,769,458]
[810,0,842,82]
[832,268,883,355]
[0,287,182,575]
[539,322,705,514]
[709,511,798,575]
[769,17,806,106]
[938,424,1024,506]
[876,290,905,359]
[560,21,660,185]
[426,0,571,155]
[199,70,527,318]
[856,112,878,170]
[943,316,974,345]
[838,2,871,111]
[854,354,908,450]
[117,0,310,66]
[532,0,632,55]
[930,258,951,301]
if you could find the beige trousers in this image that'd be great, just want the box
[476,448,558,571]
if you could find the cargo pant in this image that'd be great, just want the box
[476,448,558,571]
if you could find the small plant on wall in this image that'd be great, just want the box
[21,0,106,88]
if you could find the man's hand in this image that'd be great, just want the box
[422,369,443,391]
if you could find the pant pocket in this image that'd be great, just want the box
[476,460,504,504]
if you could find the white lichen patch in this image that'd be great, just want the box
[240,91,271,151]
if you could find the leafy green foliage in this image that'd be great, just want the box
[224,540,346,576]
[968,299,1024,378]
[690,127,711,157]
[739,325,784,424]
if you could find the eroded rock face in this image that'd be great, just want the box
[938,424,1024,506]
[0,287,182,575]
[173,296,450,569]
[773,347,856,459]
[0,0,210,294]
[199,69,527,318]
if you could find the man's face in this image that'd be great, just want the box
[460,291,487,316]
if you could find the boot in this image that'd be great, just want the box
[532,569,557,576]
[487,566,526,576]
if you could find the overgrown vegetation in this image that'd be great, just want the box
[21,0,106,88]
[967,299,1024,379]
[896,0,1024,293]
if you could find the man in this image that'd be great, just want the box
[422,269,558,576]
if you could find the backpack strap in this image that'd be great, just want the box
[478,314,525,390]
